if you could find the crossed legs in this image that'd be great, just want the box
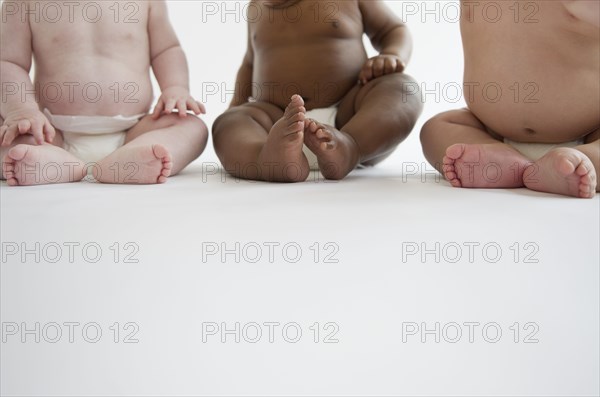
[212,73,423,182]
[1,114,208,186]
[420,108,598,198]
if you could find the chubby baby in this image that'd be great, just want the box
[421,0,600,198]
[213,0,423,182]
[1,0,208,185]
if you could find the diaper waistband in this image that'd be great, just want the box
[44,109,144,134]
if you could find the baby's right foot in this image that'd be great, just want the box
[524,147,596,198]
[2,144,86,186]
[257,95,309,182]
[443,143,531,188]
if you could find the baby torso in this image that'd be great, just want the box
[249,0,367,110]
[461,0,599,143]
[29,0,154,116]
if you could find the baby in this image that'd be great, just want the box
[421,0,600,198]
[0,0,208,186]
[213,0,423,182]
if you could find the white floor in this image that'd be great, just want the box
[1,156,599,396]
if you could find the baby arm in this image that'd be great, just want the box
[358,0,413,85]
[0,2,55,146]
[562,0,600,27]
[148,1,205,119]
[230,23,254,108]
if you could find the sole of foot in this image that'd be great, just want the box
[304,119,359,180]
[256,95,309,182]
[524,147,596,198]
[443,143,531,188]
[3,144,85,186]
[94,144,173,184]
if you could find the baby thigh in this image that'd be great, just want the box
[212,102,283,178]
[123,114,209,175]
[337,73,423,165]
[420,108,502,172]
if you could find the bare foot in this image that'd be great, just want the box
[257,95,309,182]
[303,120,359,180]
[2,144,85,186]
[94,144,173,184]
[443,143,531,188]
[524,147,596,198]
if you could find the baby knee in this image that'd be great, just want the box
[170,113,206,130]
[378,73,421,97]
[186,114,207,131]
[212,107,249,133]
[212,110,237,134]
[377,74,424,117]
[213,106,269,136]
[420,111,457,144]
[183,115,209,144]
[421,109,469,135]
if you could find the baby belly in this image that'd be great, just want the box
[34,64,153,117]
[252,46,366,109]
[465,75,599,143]
[252,72,358,110]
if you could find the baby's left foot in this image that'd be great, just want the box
[524,147,596,198]
[94,144,173,184]
[304,120,359,180]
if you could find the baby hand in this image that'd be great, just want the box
[0,108,55,147]
[151,86,206,119]
[358,54,406,85]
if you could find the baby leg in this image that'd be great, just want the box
[420,108,531,188]
[94,114,208,184]
[524,129,599,198]
[213,96,309,182]
[304,73,423,180]
[1,116,86,186]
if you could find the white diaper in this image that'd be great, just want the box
[44,109,144,164]
[304,105,338,170]
[504,138,584,161]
